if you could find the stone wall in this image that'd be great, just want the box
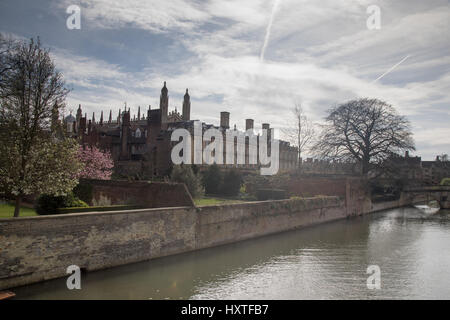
[0,196,346,290]
[0,206,196,290]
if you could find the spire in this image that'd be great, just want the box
[100,111,103,125]
[138,106,141,120]
[108,110,112,123]
[92,112,95,123]
[160,81,168,124]
[182,88,191,121]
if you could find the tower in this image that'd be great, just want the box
[120,110,131,160]
[182,88,191,121]
[76,104,82,132]
[160,81,168,124]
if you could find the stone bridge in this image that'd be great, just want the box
[403,186,450,209]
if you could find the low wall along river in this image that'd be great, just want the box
[1,180,448,290]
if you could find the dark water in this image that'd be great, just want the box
[12,207,450,299]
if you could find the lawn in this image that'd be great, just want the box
[194,197,246,206]
[0,203,37,218]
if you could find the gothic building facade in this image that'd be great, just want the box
[64,82,299,178]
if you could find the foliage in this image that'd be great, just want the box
[77,145,114,180]
[0,35,81,216]
[0,137,82,202]
[221,169,243,196]
[35,192,88,215]
[58,205,142,214]
[170,165,204,198]
[312,98,415,174]
[441,178,450,186]
[202,163,223,194]
[73,181,93,204]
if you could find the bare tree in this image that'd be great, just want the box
[282,103,315,161]
[312,98,415,175]
[0,36,81,217]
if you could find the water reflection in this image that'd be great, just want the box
[12,208,450,299]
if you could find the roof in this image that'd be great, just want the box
[65,114,76,122]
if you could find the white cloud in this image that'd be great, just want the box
[44,0,449,160]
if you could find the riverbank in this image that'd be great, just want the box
[3,182,447,291]
[1,196,347,290]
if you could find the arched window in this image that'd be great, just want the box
[136,128,141,138]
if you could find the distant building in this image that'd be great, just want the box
[64,82,299,178]
[422,155,450,185]
[372,151,450,186]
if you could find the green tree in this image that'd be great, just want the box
[0,36,82,217]
[170,165,204,198]
[202,163,223,195]
[221,169,242,196]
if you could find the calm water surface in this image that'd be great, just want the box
[12,207,450,299]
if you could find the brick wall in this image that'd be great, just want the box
[83,179,195,208]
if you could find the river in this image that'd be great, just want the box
[12,207,450,299]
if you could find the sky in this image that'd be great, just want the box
[0,0,449,160]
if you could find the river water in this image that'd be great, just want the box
[12,207,450,299]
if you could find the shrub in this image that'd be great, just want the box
[441,178,450,186]
[221,169,242,196]
[58,205,142,214]
[73,181,93,204]
[35,194,66,215]
[35,192,88,215]
[202,164,222,195]
[170,165,204,198]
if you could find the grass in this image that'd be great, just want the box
[194,197,246,206]
[0,203,37,218]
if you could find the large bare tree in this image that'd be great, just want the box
[312,98,415,175]
[282,103,315,161]
[0,36,81,217]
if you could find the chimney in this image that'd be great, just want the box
[245,119,254,131]
[220,111,230,129]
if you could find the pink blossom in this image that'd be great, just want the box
[77,145,114,180]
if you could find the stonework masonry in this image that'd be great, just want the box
[1,183,447,290]
[1,197,345,290]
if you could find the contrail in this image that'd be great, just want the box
[260,0,281,61]
[372,55,410,83]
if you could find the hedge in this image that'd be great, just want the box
[57,205,144,214]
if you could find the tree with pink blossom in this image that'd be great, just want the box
[78,145,114,180]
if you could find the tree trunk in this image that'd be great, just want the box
[13,195,22,217]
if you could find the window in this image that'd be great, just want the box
[136,128,141,138]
